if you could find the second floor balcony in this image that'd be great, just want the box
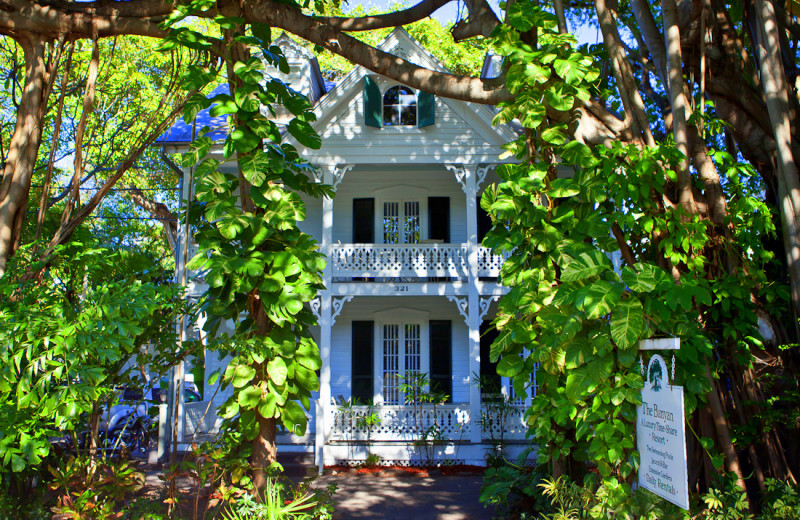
[330,243,509,280]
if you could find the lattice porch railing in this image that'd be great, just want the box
[329,244,508,279]
[328,403,528,442]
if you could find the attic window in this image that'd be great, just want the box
[363,77,434,128]
[383,86,417,126]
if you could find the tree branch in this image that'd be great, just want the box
[312,0,450,31]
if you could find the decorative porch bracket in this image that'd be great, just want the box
[309,295,353,326]
[331,295,353,325]
[479,295,500,320]
[475,164,496,192]
[446,295,469,325]
[446,163,495,195]
[312,164,354,192]
[445,164,469,195]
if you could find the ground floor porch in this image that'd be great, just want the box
[181,399,534,467]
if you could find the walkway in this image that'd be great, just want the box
[313,469,493,520]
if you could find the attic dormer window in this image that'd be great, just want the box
[383,86,417,126]
[364,76,435,128]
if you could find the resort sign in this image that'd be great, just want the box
[636,341,689,510]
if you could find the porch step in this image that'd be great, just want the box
[277,451,316,478]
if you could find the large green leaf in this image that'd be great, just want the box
[231,365,256,388]
[287,119,321,149]
[575,281,624,319]
[294,364,319,392]
[267,357,288,386]
[281,401,308,436]
[561,250,613,282]
[258,393,277,419]
[620,264,658,292]
[565,366,596,402]
[237,385,262,409]
[610,297,644,349]
[497,355,524,377]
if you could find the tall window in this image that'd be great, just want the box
[383,86,417,126]
[383,201,420,244]
[382,323,422,404]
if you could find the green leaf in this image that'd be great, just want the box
[230,126,261,154]
[296,340,321,370]
[561,250,613,282]
[576,281,624,319]
[497,355,524,377]
[232,365,256,388]
[239,150,270,187]
[258,393,277,419]
[620,264,658,292]
[543,85,574,111]
[541,127,568,145]
[238,385,262,409]
[267,357,288,386]
[548,178,579,198]
[610,297,644,349]
[566,366,596,402]
[281,400,307,436]
[294,364,319,392]
[287,119,321,149]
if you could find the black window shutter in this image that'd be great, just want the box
[429,320,452,401]
[364,76,382,128]
[353,198,374,243]
[479,321,501,393]
[418,91,435,127]
[352,321,374,403]
[477,196,492,244]
[428,197,450,243]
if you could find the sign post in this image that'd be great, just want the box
[636,340,689,510]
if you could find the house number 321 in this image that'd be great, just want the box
[394,285,409,292]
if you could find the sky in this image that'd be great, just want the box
[345,0,601,45]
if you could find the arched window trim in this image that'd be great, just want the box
[382,84,418,127]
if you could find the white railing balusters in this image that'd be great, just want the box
[328,403,528,442]
[330,244,506,278]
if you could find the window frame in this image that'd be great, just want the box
[382,85,418,127]
[373,308,431,405]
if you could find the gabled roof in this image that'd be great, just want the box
[291,27,518,158]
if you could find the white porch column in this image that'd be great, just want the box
[447,163,482,443]
[315,165,335,471]
[464,165,482,444]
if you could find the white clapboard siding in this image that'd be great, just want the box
[328,297,471,405]
[331,165,468,245]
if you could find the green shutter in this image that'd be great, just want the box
[429,320,452,401]
[352,321,374,403]
[364,76,381,128]
[418,91,435,127]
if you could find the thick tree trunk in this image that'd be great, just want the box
[753,0,800,320]
[662,0,696,214]
[252,415,278,489]
[0,36,48,276]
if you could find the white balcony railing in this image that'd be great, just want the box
[328,403,528,442]
[330,244,509,279]
[183,243,511,280]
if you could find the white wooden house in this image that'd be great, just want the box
[158,29,535,466]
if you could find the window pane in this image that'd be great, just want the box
[404,201,419,243]
[400,106,417,126]
[384,86,399,105]
[398,87,417,105]
[383,202,399,244]
[383,324,400,405]
[383,105,399,126]
[405,324,421,374]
